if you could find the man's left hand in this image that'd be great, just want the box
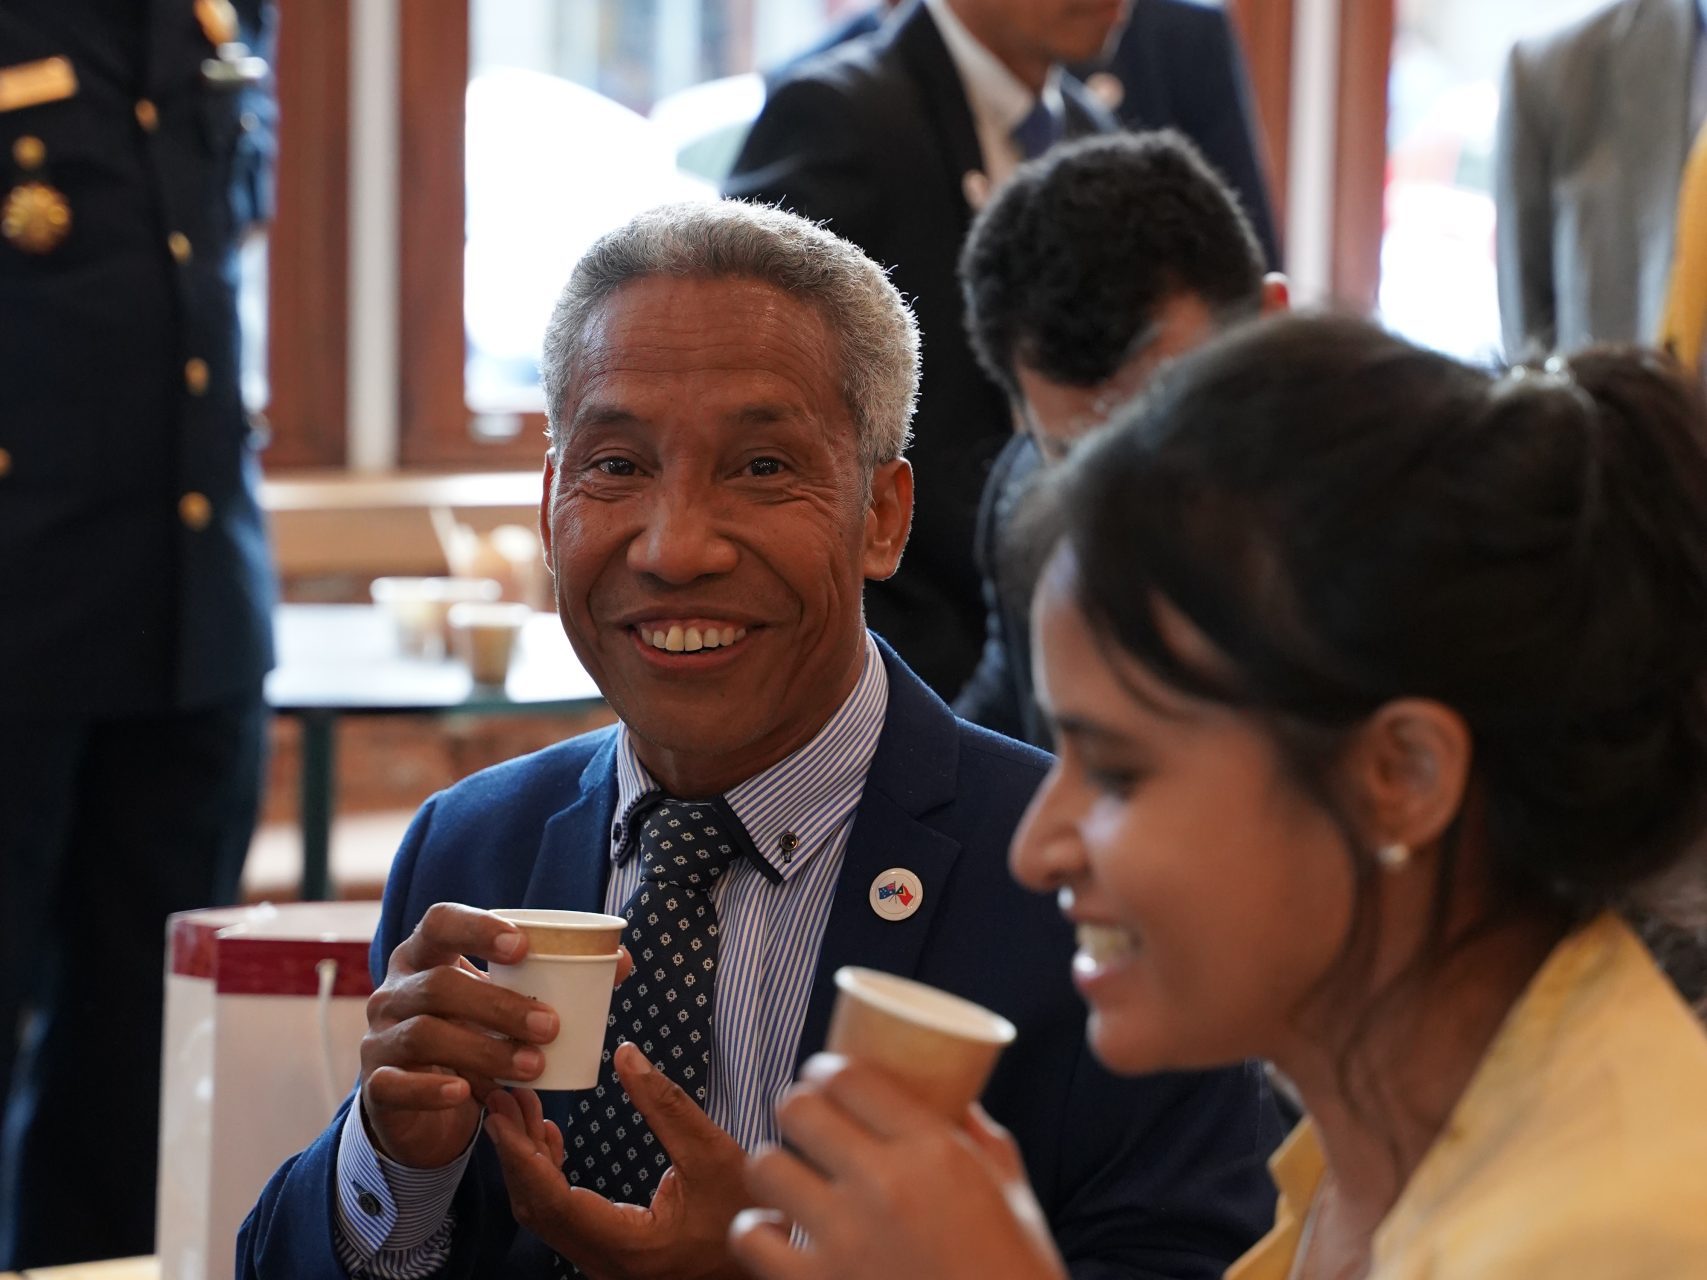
[485,1041,751,1280]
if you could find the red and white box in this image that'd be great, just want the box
[156,902,380,1280]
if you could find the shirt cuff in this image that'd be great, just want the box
[334,1093,476,1255]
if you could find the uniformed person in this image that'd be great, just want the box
[0,1,276,1266]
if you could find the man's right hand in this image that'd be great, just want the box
[358,903,562,1169]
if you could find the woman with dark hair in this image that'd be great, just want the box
[730,315,1707,1279]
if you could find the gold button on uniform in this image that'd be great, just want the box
[0,447,12,479]
[184,357,209,395]
[179,492,212,530]
[1,181,70,254]
[135,98,158,131]
[12,135,44,170]
[168,231,192,263]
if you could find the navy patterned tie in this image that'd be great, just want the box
[1011,99,1062,161]
[564,794,747,1205]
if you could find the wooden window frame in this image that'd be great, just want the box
[1332,0,1394,312]
[1227,0,1294,242]
[398,0,550,469]
[1229,0,1393,312]
[263,0,352,469]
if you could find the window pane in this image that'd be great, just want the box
[1380,0,1607,362]
[465,0,856,418]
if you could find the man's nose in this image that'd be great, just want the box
[626,483,740,583]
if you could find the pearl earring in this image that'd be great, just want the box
[1376,842,1411,872]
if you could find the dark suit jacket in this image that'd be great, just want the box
[240,642,1280,1278]
[762,4,886,92]
[954,432,1050,748]
[1090,0,1280,269]
[725,1,1116,701]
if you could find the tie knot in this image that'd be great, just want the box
[631,795,744,888]
[1011,99,1060,161]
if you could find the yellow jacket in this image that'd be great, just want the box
[1228,914,1707,1278]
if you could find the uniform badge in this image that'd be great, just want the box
[0,57,78,114]
[2,181,70,253]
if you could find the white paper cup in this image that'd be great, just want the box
[448,601,534,685]
[370,576,502,658]
[489,952,621,1090]
[825,967,1017,1118]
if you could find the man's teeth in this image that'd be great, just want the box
[1076,923,1137,965]
[641,625,747,652]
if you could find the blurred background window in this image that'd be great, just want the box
[240,233,269,416]
[1381,0,1607,362]
[464,0,858,419]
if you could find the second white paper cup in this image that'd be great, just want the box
[489,952,620,1090]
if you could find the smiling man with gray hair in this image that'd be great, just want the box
[239,199,1278,1280]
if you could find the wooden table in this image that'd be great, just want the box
[264,604,606,899]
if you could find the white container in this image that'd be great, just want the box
[488,950,622,1090]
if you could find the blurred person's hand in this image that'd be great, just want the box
[730,1055,1067,1280]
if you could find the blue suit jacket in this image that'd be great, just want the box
[240,642,1280,1277]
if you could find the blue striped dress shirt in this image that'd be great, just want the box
[334,633,890,1276]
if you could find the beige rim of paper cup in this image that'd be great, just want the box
[494,909,626,957]
[833,967,1017,1044]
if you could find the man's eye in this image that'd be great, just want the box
[746,457,785,477]
[594,457,638,477]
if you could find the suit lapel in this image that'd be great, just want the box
[795,642,964,1065]
[1061,74,1118,139]
[886,1,987,220]
[525,732,620,912]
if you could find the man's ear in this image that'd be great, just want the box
[1342,698,1472,857]
[1260,272,1290,316]
[538,448,557,572]
[862,458,913,581]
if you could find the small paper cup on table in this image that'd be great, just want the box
[370,576,502,658]
[448,600,534,685]
[488,909,627,1090]
[825,966,1016,1119]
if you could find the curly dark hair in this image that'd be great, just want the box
[959,130,1267,397]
